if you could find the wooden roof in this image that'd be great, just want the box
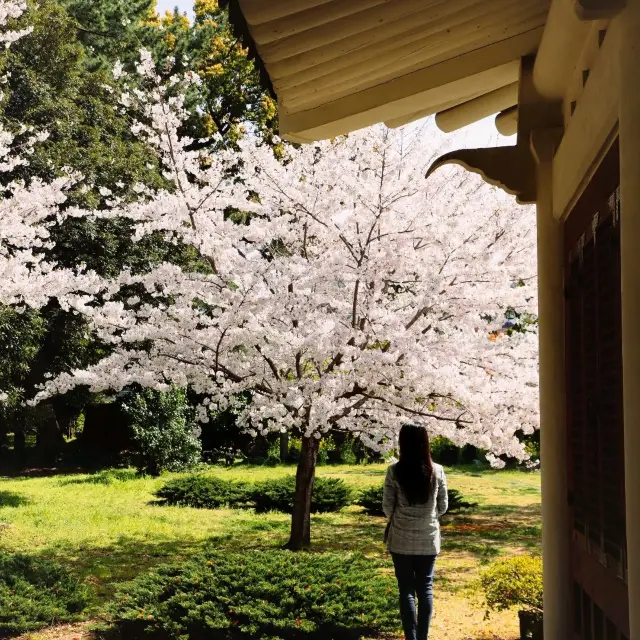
[222,0,551,142]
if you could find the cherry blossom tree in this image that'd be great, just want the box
[25,53,539,547]
[0,10,538,546]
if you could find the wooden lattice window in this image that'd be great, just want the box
[565,141,628,639]
[567,188,626,574]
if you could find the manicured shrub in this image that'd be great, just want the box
[479,554,543,615]
[430,436,460,465]
[355,484,477,516]
[103,551,398,639]
[310,477,353,512]
[448,489,478,512]
[0,553,89,637]
[355,485,384,516]
[252,476,352,514]
[154,475,252,509]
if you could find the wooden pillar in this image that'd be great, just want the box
[619,2,640,636]
[532,130,571,640]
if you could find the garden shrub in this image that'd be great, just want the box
[154,475,351,513]
[120,387,202,476]
[448,489,478,512]
[0,553,89,637]
[154,475,252,509]
[355,485,384,516]
[429,436,460,466]
[264,438,283,466]
[479,554,543,615]
[252,476,352,513]
[355,485,476,516]
[103,551,398,639]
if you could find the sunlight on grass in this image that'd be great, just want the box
[0,465,540,639]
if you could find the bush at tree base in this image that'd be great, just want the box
[251,476,352,514]
[154,474,352,513]
[0,553,89,637]
[100,551,398,639]
[355,484,477,516]
[154,475,252,509]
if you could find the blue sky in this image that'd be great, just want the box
[155,0,193,19]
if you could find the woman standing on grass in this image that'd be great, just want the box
[383,423,448,640]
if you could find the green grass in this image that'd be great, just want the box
[0,464,541,639]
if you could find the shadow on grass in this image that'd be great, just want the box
[475,503,540,518]
[33,522,291,605]
[330,468,387,477]
[59,469,140,486]
[28,500,541,608]
[36,536,208,605]
[0,490,30,507]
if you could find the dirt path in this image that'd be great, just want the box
[16,617,517,640]
[16,622,93,640]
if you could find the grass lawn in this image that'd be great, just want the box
[0,464,541,640]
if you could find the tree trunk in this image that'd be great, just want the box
[13,426,26,466]
[51,395,85,439]
[279,432,289,462]
[286,436,320,550]
[35,404,65,465]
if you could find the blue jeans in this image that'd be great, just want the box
[391,553,437,640]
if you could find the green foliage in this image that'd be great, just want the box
[199,398,252,465]
[154,474,251,509]
[59,0,156,71]
[145,1,280,151]
[121,388,202,476]
[430,436,461,466]
[0,0,164,204]
[103,551,398,639]
[327,438,358,465]
[523,431,540,461]
[0,307,46,436]
[0,553,89,637]
[264,438,284,466]
[479,555,543,614]
[252,476,352,514]
[355,485,477,517]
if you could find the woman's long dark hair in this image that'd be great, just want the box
[395,423,434,505]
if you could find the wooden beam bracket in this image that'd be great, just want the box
[574,0,626,21]
[425,144,536,204]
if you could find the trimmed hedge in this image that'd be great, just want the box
[0,553,89,637]
[479,554,543,615]
[355,485,477,517]
[355,485,385,516]
[103,551,398,639]
[448,488,478,512]
[154,475,352,514]
[252,476,352,514]
[154,475,251,509]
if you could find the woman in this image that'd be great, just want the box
[383,423,448,640]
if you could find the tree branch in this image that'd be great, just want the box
[255,344,280,380]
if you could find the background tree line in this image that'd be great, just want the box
[0,0,278,469]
